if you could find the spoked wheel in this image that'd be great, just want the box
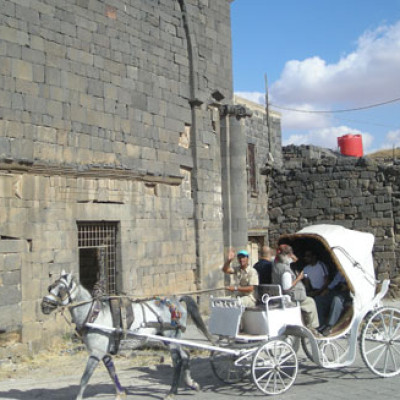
[360,307,400,377]
[251,339,298,395]
[284,335,300,353]
[319,335,351,367]
[210,343,255,384]
[302,334,351,366]
[301,336,317,362]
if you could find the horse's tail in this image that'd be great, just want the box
[179,295,215,344]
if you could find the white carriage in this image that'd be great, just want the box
[207,224,400,395]
[83,224,400,397]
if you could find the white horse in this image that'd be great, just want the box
[41,271,213,400]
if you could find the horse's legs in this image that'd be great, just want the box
[165,345,183,399]
[181,350,199,391]
[76,354,100,400]
[165,345,199,399]
[103,355,126,399]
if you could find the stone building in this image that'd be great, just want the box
[0,0,280,353]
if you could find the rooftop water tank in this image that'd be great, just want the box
[337,134,363,157]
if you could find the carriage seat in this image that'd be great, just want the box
[254,284,285,307]
[241,285,303,337]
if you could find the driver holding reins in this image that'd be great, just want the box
[222,247,259,307]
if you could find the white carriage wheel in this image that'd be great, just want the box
[318,336,351,367]
[360,307,400,377]
[210,350,247,384]
[251,340,298,395]
[302,334,351,367]
[301,336,318,362]
[284,335,301,353]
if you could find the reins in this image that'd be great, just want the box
[49,282,225,360]
[53,286,227,333]
[62,286,227,310]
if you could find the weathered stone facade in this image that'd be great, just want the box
[0,0,280,354]
[268,145,400,281]
[233,96,281,263]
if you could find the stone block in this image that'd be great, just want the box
[0,137,11,155]
[11,92,24,110]
[0,26,29,46]
[11,138,34,159]
[0,240,28,253]
[0,285,22,306]
[12,59,33,81]
[88,78,104,97]
[21,299,36,324]
[0,304,21,327]
[61,71,87,92]
[2,270,21,285]
[21,277,41,300]
[131,92,147,110]
[4,253,22,271]
[45,66,61,86]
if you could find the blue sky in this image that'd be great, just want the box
[231,0,400,154]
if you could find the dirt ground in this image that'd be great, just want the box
[0,334,210,382]
[0,338,173,382]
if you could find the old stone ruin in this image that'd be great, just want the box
[268,144,400,298]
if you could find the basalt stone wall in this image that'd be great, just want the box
[0,0,233,353]
[269,146,400,281]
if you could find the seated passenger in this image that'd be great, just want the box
[302,249,329,297]
[272,244,319,330]
[315,270,351,336]
[253,245,274,285]
[222,248,259,307]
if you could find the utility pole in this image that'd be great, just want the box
[264,73,273,163]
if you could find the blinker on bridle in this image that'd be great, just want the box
[45,276,77,307]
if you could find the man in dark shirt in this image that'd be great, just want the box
[253,246,274,284]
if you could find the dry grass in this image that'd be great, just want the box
[367,148,400,160]
[0,340,87,381]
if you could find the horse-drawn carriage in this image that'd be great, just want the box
[207,224,400,395]
[42,224,400,399]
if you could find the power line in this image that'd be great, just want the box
[270,96,400,114]
[332,115,400,130]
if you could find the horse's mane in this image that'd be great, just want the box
[67,274,94,301]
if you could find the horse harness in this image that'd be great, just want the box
[47,276,184,353]
[139,298,185,332]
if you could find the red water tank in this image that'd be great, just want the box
[337,134,363,157]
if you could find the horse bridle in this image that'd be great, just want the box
[43,275,78,309]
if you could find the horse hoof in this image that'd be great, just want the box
[116,391,127,400]
[188,382,200,391]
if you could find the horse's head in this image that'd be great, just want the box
[41,270,78,314]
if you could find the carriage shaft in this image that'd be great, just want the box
[86,322,246,355]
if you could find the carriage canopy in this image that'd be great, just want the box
[278,224,376,311]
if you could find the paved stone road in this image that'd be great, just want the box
[1,348,400,400]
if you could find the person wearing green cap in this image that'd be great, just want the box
[222,247,259,307]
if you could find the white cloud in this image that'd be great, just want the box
[235,22,400,152]
[381,129,400,148]
[278,103,330,130]
[271,21,400,105]
[283,126,374,153]
[235,91,265,105]
[235,93,331,130]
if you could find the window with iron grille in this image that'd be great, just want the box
[77,222,119,295]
